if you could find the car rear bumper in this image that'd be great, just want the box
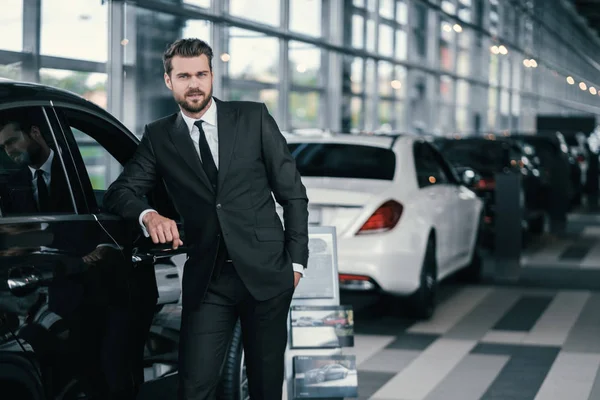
[336,234,424,296]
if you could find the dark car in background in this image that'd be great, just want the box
[434,135,546,246]
[510,133,580,211]
[0,81,246,400]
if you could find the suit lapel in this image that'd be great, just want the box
[214,98,238,191]
[168,113,215,194]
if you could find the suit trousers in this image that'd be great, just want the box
[177,261,294,400]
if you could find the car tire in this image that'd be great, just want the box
[218,320,247,400]
[316,373,325,383]
[408,235,437,320]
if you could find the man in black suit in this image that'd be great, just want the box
[104,38,309,400]
[0,113,72,215]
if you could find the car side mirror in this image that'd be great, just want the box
[461,168,478,186]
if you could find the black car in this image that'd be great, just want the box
[434,136,546,244]
[0,81,245,399]
[511,133,580,210]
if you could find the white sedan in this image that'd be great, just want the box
[281,133,484,319]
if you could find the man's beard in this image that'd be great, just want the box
[176,87,213,114]
[10,150,32,166]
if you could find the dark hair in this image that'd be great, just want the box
[163,38,214,75]
[0,107,41,136]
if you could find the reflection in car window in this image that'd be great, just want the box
[287,143,396,180]
[0,107,74,216]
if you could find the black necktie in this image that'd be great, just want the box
[36,169,49,212]
[194,120,218,190]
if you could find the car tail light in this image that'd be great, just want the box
[339,274,370,281]
[339,274,376,291]
[475,177,496,190]
[356,200,403,234]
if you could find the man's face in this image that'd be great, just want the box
[164,54,213,115]
[0,123,36,166]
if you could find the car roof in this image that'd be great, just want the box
[284,132,416,149]
[0,80,130,136]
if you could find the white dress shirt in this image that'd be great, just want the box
[139,98,304,276]
[28,148,54,207]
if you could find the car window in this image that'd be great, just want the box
[287,142,396,180]
[0,106,75,216]
[413,142,449,188]
[428,143,460,184]
[54,107,179,219]
[53,107,134,213]
[438,139,519,173]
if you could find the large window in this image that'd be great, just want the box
[41,0,108,62]
[40,69,107,109]
[227,28,279,83]
[229,0,280,26]
[290,0,321,37]
[1,0,23,52]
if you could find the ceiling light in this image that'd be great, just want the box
[590,87,597,95]
[453,24,462,33]
[490,45,500,54]
[566,76,575,84]
[391,80,402,89]
[498,45,508,55]
[579,82,587,91]
[220,53,231,62]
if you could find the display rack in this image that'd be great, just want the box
[283,226,357,400]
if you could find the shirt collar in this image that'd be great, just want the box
[29,148,54,179]
[180,97,218,134]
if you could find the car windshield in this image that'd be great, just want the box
[287,142,396,180]
[437,140,513,173]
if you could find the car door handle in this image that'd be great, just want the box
[132,246,188,264]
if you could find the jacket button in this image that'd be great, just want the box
[216,204,222,210]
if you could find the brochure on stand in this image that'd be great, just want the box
[292,231,337,300]
[290,305,354,348]
[293,355,358,398]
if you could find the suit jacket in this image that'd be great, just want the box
[104,98,309,310]
[0,157,72,215]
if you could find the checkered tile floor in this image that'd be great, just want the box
[345,284,600,400]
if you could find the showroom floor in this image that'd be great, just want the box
[348,211,600,400]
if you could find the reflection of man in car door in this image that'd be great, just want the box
[0,110,72,215]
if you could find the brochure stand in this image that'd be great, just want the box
[284,226,358,399]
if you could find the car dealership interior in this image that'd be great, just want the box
[1,0,600,399]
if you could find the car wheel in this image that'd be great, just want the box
[218,320,248,400]
[408,235,437,320]
[316,373,325,383]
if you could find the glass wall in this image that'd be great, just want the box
[0,0,599,140]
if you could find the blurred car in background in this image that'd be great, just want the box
[510,132,580,210]
[434,135,546,245]
[280,133,483,319]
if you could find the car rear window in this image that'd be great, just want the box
[287,143,396,180]
[437,140,517,173]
